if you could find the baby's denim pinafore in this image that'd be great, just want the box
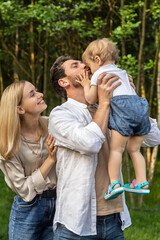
[108,95,151,136]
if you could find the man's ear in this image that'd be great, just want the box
[58,78,70,88]
[17,106,25,115]
[95,55,102,66]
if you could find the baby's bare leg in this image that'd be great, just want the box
[108,130,128,188]
[127,135,148,188]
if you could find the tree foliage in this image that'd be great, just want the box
[0,0,159,115]
[0,0,160,206]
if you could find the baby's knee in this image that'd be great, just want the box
[126,143,140,155]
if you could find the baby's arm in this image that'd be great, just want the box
[84,85,98,104]
[76,71,98,104]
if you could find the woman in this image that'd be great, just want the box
[0,80,57,240]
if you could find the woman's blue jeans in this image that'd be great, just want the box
[53,213,124,240]
[9,194,56,240]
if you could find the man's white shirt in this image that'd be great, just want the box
[49,98,160,236]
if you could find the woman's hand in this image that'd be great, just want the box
[40,135,57,178]
[47,134,57,161]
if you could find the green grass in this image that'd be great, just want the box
[0,172,15,240]
[123,156,160,240]
[124,210,160,240]
[0,158,160,240]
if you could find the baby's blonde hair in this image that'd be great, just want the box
[82,38,119,65]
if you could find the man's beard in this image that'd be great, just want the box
[67,75,82,88]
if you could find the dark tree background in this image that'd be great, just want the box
[0,0,160,201]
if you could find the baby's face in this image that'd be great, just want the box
[84,58,100,75]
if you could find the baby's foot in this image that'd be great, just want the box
[123,179,150,194]
[104,180,124,200]
[130,180,149,189]
[112,183,120,189]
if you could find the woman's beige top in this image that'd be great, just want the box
[0,118,56,202]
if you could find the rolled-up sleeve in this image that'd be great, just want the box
[31,168,49,192]
[0,157,49,202]
[142,118,160,147]
[49,107,105,155]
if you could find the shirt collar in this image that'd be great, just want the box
[67,98,88,109]
[99,64,118,71]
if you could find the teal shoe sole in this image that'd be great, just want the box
[104,187,124,200]
[123,183,150,194]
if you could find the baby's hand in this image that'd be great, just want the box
[76,70,90,88]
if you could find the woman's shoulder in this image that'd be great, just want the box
[40,116,49,124]
[41,115,49,120]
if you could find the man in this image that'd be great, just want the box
[49,56,160,240]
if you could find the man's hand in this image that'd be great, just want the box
[97,73,120,105]
[92,74,120,135]
[128,74,135,90]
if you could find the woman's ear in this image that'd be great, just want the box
[95,55,102,66]
[58,78,70,88]
[17,106,25,115]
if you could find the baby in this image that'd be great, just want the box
[78,38,151,200]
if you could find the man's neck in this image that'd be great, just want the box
[67,87,88,105]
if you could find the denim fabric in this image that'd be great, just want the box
[9,194,56,240]
[108,95,151,136]
[53,213,124,240]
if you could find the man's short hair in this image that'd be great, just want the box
[50,56,73,99]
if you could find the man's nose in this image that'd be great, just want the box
[80,63,86,69]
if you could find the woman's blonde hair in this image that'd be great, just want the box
[82,38,119,65]
[0,81,25,159]
[0,81,47,160]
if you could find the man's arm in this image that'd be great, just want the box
[126,75,160,147]
[142,118,160,147]
[49,73,120,155]
[92,73,120,136]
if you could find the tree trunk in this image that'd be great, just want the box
[1,40,31,79]
[147,147,151,167]
[140,64,146,98]
[124,150,135,207]
[43,32,48,116]
[120,0,125,57]
[149,45,159,115]
[135,0,147,206]
[107,0,116,37]
[0,62,3,97]
[156,22,160,126]
[30,0,35,85]
[136,0,147,94]
[148,146,158,184]
[148,19,160,186]
[13,28,19,82]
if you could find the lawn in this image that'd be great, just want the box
[124,157,160,240]
[124,209,160,240]
[0,158,160,240]
[0,172,14,240]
